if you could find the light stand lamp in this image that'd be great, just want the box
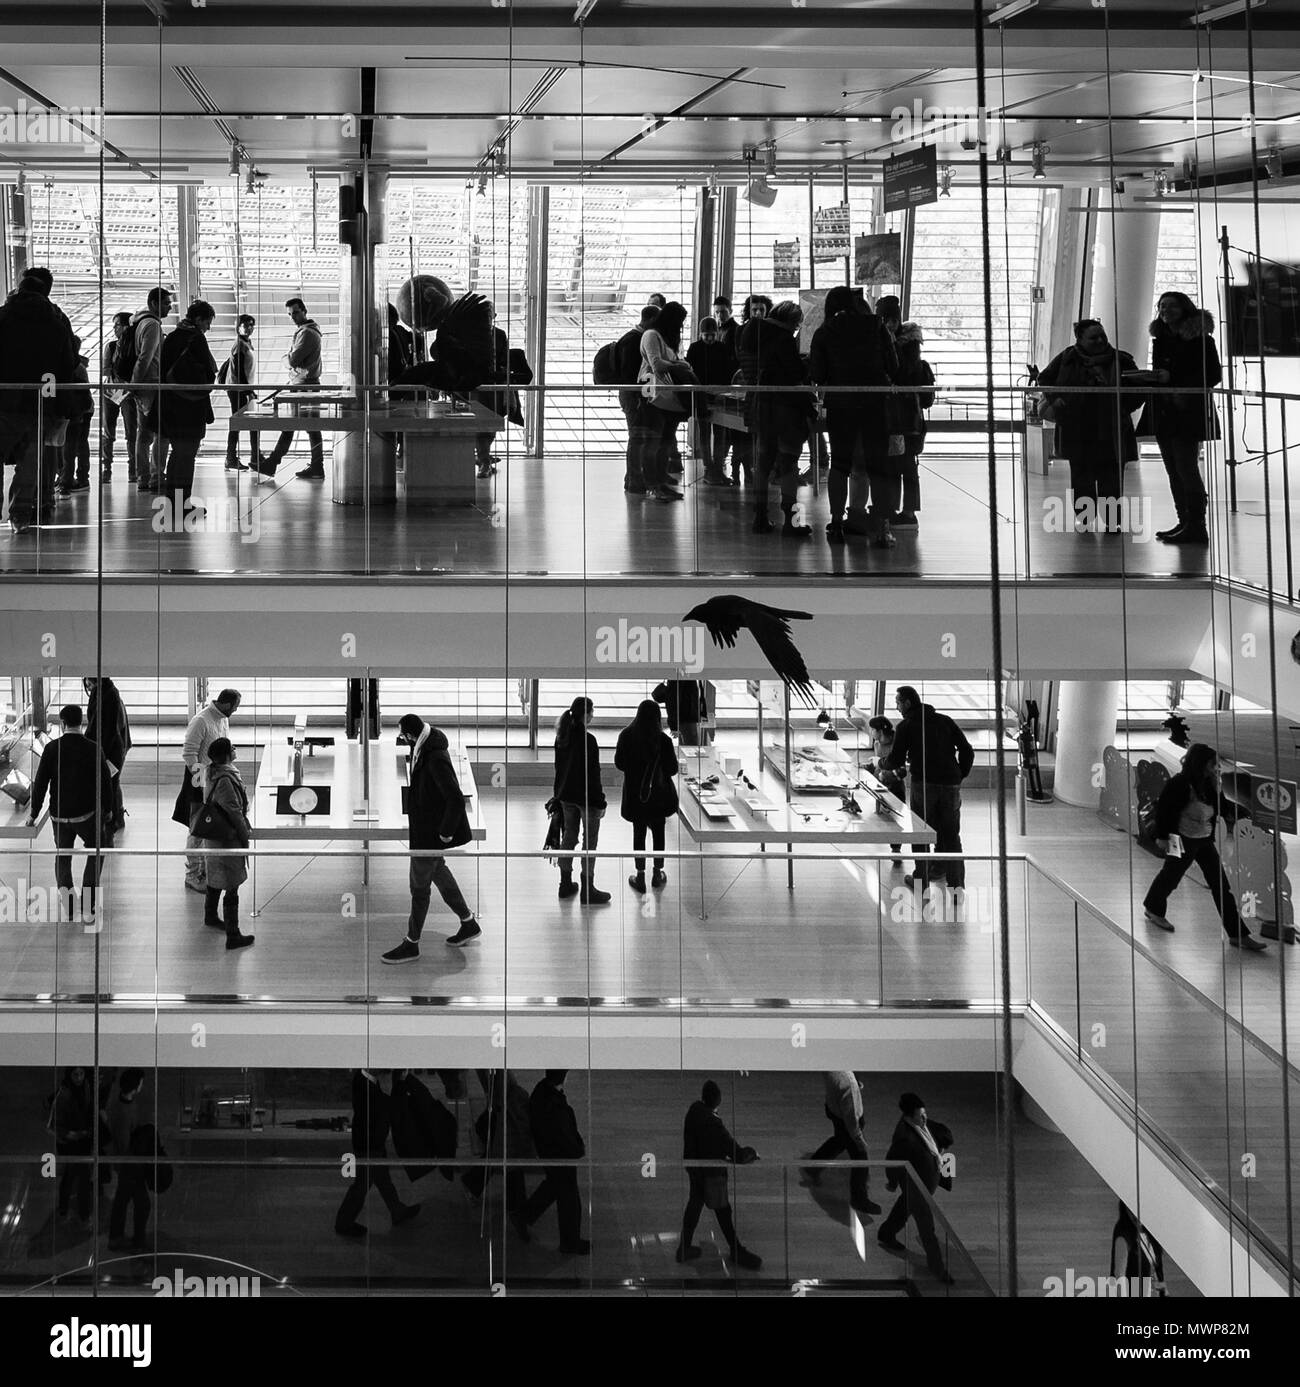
[1031,141,1049,179]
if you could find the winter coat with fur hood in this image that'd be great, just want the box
[1141,308,1222,442]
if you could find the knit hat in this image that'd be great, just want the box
[899,1091,925,1114]
[896,321,924,346]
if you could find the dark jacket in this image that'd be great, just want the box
[54,1072,95,1150]
[222,334,256,411]
[553,728,606,811]
[66,356,94,418]
[30,733,115,822]
[893,341,936,445]
[1151,771,1236,841]
[685,338,738,387]
[614,727,679,822]
[1037,343,1143,464]
[683,1100,746,1165]
[807,311,898,433]
[529,1078,585,1161]
[0,289,77,418]
[615,324,647,385]
[884,1116,948,1196]
[205,762,251,889]
[155,319,217,438]
[1142,310,1222,442]
[407,727,472,850]
[737,316,813,450]
[716,316,740,357]
[884,703,974,786]
[652,679,707,732]
[474,325,532,420]
[85,678,131,770]
[350,1070,391,1157]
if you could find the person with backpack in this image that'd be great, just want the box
[258,297,325,481]
[685,317,739,486]
[152,299,218,513]
[219,314,257,471]
[55,335,95,494]
[99,312,136,483]
[598,303,661,495]
[126,286,172,493]
[614,699,678,895]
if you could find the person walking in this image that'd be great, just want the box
[891,321,935,531]
[677,1080,762,1269]
[0,274,77,533]
[511,1070,590,1255]
[553,696,610,905]
[258,297,325,480]
[883,686,974,893]
[615,698,679,895]
[1142,291,1222,545]
[27,704,115,924]
[877,1091,955,1285]
[127,286,172,493]
[381,714,480,961]
[801,1071,883,1217]
[738,299,814,536]
[154,299,218,512]
[808,285,899,547]
[83,675,131,832]
[174,687,241,894]
[106,1068,154,1252]
[461,1068,533,1213]
[197,738,255,951]
[220,314,258,471]
[100,311,136,482]
[1142,742,1266,950]
[55,336,94,494]
[334,1069,421,1238]
[686,316,739,486]
[1037,319,1143,535]
[637,301,693,503]
[53,1066,96,1229]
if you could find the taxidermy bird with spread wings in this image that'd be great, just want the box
[683,595,816,705]
[390,281,496,396]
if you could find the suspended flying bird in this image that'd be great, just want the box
[683,595,816,704]
[391,287,496,396]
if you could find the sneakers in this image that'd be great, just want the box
[580,882,612,906]
[225,458,249,471]
[651,869,668,889]
[655,486,684,503]
[225,932,255,951]
[296,466,326,481]
[1143,908,1175,933]
[446,919,482,947]
[1230,934,1268,951]
[382,938,420,964]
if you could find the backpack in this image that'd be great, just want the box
[115,314,154,383]
[592,340,620,385]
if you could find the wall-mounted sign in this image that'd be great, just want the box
[773,239,801,289]
[854,232,902,287]
[883,144,938,212]
[812,203,851,262]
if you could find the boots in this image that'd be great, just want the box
[558,868,580,899]
[204,888,225,930]
[781,498,811,538]
[580,872,611,906]
[223,894,254,950]
[843,473,870,536]
[751,501,775,534]
[628,871,647,894]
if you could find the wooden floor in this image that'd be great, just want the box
[1,441,1288,590]
[0,1068,1199,1296]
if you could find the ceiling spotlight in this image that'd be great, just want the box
[243,163,256,194]
[226,143,240,177]
[477,173,488,196]
[816,710,831,725]
[939,165,954,196]
[995,143,1013,164]
[822,721,840,743]
[744,177,778,208]
[1031,142,1049,179]
[1112,177,1125,193]
[1265,149,1284,179]
[763,140,777,178]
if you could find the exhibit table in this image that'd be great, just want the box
[230,396,502,506]
[0,802,48,840]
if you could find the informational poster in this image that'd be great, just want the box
[773,239,801,289]
[798,288,830,354]
[812,203,851,262]
[854,232,902,286]
[883,144,938,212]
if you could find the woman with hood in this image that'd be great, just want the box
[201,738,255,951]
[1037,319,1144,535]
[84,675,131,831]
[1141,291,1222,545]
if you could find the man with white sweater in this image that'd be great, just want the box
[258,297,325,481]
[174,688,241,893]
[802,1070,883,1217]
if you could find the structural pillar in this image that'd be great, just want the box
[1053,680,1121,807]
[1088,191,1160,360]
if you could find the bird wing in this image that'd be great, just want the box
[739,597,814,624]
[745,608,816,705]
[432,293,495,392]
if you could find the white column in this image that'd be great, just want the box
[1088,192,1161,362]
[1053,680,1122,807]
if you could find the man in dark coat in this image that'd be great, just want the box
[27,704,115,923]
[153,299,218,511]
[884,686,974,891]
[334,1069,420,1238]
[511,1070,590,1254]
[382,713,480,963]
[677,1080,762,1269]
[877,1091,954,1285]
[84,676,131,831]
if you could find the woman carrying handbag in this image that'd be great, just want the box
[193,738,255,951]
[637,301,697,503]
[615,700,679,895]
